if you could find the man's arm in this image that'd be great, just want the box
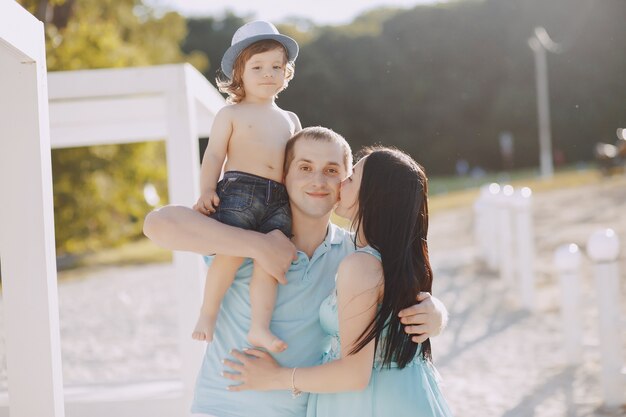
[143,205,296,280]
[398,293,448,342]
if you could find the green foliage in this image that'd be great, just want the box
[52,142,168,255]
[272,0,626,175]
[19,0,206,70]
[182,14,248,81]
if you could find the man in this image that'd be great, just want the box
[144,126,447,417]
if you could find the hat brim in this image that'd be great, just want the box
[220,34,299,78]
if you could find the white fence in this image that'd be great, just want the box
[474,183,535,311]
[555,230,625,408]
[474,183,625,409]
[0,3,225,416]
[0,3,64,417]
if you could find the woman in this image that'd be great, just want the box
[222,146,453,416]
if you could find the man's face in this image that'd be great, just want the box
[285,138,348,220]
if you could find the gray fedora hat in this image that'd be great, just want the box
[221,20,299,79]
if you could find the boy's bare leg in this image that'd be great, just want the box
[247,264,287,352]
[193,255,245,341]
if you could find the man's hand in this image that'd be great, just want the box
[222,349,287,392]
[252,230,298,285]
[193,189,220,215]
[398,292,448,343]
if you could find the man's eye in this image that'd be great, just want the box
[300,166,311,171]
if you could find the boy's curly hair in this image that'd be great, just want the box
[216,39,295,104]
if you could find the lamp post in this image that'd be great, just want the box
[528,27,561,179]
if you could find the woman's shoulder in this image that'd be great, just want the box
[336,251,383,291]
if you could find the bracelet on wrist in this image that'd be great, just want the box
[291,367,302,398]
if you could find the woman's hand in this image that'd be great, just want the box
[222,349,290,392]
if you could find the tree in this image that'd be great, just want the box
[277,0,626,174]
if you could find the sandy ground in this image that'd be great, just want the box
[429,175,626,417]
[0,175,625,416]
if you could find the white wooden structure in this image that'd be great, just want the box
[0,2,65,417]
[0,2,225,416]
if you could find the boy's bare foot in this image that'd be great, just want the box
[248,326,288,352]
[192,312,217,342]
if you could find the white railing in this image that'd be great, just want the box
[554,230,625,409]
[476,185,625,409]
[474,183,536,311]
[0,3,225,415]
[1,2,64,417]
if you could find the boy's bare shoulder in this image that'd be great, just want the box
[286,111,301,130]
[274,107,301,132]
[217,103,257,126]
[217,103,238,115]
[214,104,238,121]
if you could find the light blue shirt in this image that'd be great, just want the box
[191,224,355,417]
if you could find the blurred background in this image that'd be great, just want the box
[2,1,625,416]
[10,0,626,261]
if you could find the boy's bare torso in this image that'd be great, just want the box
[224,103,297,183]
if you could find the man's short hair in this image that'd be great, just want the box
[283,126,353,175]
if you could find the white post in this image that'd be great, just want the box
[165,66,206,406]
[0,2,65,417]
[485,183,501,271]
[554,244,583,365]
[498,185,515,287]
[514,187,535,311]
[528,31,554,179]
[473,185,489,263]
[586,229,625,409]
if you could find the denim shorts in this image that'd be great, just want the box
[210,171,292,237]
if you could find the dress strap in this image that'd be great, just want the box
[355,245,382,261]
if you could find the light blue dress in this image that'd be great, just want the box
[306,246,454,417]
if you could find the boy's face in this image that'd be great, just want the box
[285,138,347,220]
[241,48,287,100]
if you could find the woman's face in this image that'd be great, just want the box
[335,156,367,221]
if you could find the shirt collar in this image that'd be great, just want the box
[293,223,346,265]
[326,222,346,246]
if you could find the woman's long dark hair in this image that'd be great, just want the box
[349,146,433,368]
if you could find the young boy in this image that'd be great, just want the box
[191,20,301,352]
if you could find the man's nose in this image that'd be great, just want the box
[311,170,327,186]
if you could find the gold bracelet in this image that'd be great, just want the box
[291,367,302,398]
